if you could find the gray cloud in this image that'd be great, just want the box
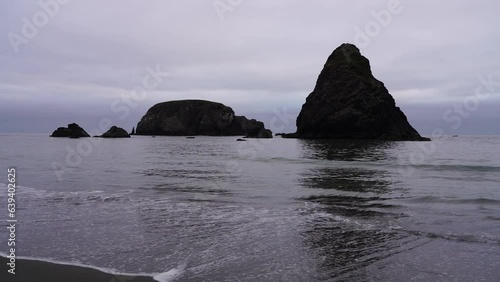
[1,0,499,134]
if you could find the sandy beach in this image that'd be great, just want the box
[0,256,157,282]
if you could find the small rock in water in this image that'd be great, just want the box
[101,126,130,138]
[50,123,90,138]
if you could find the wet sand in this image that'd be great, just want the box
[0,256,157,282]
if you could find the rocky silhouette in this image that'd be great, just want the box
[245,128,273,138]
[136,100,272,137]
[290,43,429,141]
[101,126,131,138]
[50,123,90,138]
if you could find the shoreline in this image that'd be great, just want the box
[0,256,158,282]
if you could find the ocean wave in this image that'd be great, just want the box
[0,183,131,204]
[408,164,500,172]
[405,196,500,205]
[153,264,186,282]
[392,228,500,245]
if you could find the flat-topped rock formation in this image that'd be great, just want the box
[290,43,429,141]
[136,100,272,138]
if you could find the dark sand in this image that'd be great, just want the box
[0,256,157,282]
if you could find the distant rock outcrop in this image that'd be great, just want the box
[50,123,90,138]
[136,100,272,138]
[291,43,429,141]
[101,126,130,138]
[245,128,273,138]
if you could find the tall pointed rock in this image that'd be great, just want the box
[295,43,429,141]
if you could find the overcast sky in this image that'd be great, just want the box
[1,0,499,135]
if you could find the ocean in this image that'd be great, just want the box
[1,134,499,281]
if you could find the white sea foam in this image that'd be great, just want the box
[0,182,131,204]
[153,264,186,282]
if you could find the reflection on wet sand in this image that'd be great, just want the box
[297,139,411,280]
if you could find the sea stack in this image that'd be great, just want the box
[101,126,131,138]
[292,43,429,141]
[50,123,90,138]
[136,100,272,137]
